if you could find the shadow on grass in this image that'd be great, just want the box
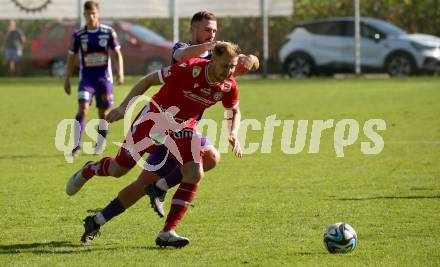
[0,154,62,160]
[335,195,440,201]
[0,241,163,255]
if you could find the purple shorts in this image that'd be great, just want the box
[145,134,210,176]
[78,79,113,109]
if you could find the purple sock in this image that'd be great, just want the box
[163,167,183,188]
[97,129,108,139]
[100,197,126,221]
[74,114,85,147]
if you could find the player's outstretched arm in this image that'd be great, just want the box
[111,48,124,85]
[226,105,242,158]
[233,54,260,77]
[107,72,161,123]
[174,41,217,62]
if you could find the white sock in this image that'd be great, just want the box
[94,212,107,225]
[156,178,169,191]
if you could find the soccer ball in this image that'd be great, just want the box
[323,222,357,253]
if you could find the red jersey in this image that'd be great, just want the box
[154,58,239,124]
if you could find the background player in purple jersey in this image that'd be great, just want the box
[64,0,124,157]
[145,11,259,217]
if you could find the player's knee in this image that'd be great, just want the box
[203,149,221,171]
[181,162,204,184]
[112,168,128,178]
[77,108,88,118]
[108,161,129,178]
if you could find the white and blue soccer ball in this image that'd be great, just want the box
[323,222,357,253]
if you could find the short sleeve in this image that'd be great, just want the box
[109,28,121,50]
[222,80,239,109]
[68,32,80,54]
[171,42,190,64]
[158,60,191,84]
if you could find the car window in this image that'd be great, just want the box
[361,24,385,40]
[303,22,332,35]
[115,29,131,44]
[46,26,66,40]
[364,19,406,36]
[304,21,353,37]
[128,25,167,43]
[326,21,354,37]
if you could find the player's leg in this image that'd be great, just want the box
[72,82,94,156]
[81,170,160,243]
[156,161,203,248]
[6,49,16,75]
[155,131,203,248]
[94,81,113,155]
[144,146,178,217]
[157,144,220,190]
[147,137,220,217]
[66,109,157,196]
[95,108,109,155]
[72,101,90,156]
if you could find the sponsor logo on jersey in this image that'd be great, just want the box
[179,63,187,68]
[214,91,224,101]
[172,129,194,139]
[192,66,201,78]
[200,88,211,95]
[84,52,108,67]
[99,35,110,39]
[99,38,108,47]
[182,90,214,106]
[222,82,232,92]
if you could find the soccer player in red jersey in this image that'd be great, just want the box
[68,42,243,247]
[144,11,259,217]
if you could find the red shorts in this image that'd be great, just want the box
[115,103,202,169]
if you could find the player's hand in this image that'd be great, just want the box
[64,79,71,95]
[228,131,242,158]
[107,106,125,123]
[206,41,218,50]
[116,73,124,85]
[234,54,259,77]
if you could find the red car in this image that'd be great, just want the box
[32,21,173,76]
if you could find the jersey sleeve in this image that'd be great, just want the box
[68,32,80,54]
[109,28,121,50]
[222,80,239,109]
[171,42,190,64]
[157,60,191,85]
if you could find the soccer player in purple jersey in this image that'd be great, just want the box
[64,0,124,157]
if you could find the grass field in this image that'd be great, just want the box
[0,76,439,266]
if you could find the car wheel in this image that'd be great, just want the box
[145,58,166,74]
[385,53,415,77]
[285,53,314,78]
[50,59,66,77]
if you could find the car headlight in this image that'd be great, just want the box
[410,41,436,51]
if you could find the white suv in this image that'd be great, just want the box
[279,17,440,77]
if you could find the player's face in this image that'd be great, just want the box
[84,8,99,27]
[192,19,217,44]
[211,55,238,82]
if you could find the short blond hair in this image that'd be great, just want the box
[212,42,241,59]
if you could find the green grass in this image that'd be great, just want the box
[0,76,439,266]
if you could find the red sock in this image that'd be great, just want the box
[163,182,198,232]
[81,157,113,180]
